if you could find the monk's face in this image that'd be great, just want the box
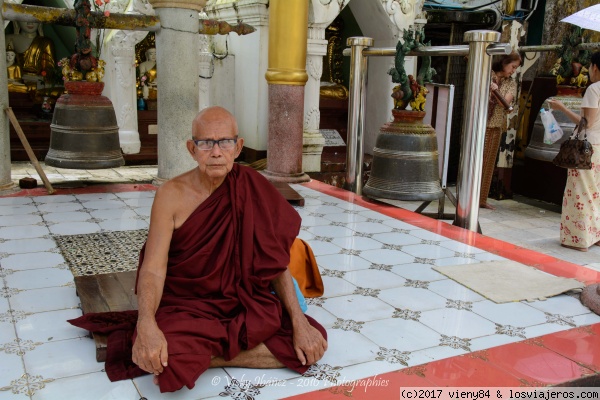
[188,107,244,181]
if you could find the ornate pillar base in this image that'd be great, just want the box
[0,182,18,196]
[302,132,325,172]
[265,85,310,183]
[152,176,167,187]
[119,129,142,154]
[261,169,309,184]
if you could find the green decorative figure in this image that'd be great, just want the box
[389,27,436,111]
[552,26,591,88]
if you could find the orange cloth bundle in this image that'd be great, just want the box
[289,238,324,298]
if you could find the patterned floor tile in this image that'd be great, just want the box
[23,338,103,380]
[319,329,382,366]
[470,300,549,327]
[79,200,129,210]
[0,238,57,254]
[358,248,414,265]
[378,286,448,312]
[14,309,87,343]
[341,269,406,290]
[4,268,73,291]
[0,371,45,399]
[330,236,382,251]
[321,295,395,322]
[0,252,65,271]
[0,214,44,227]
[360,318,441,352]
[391,264,446,281]
[47,221,103,236]
[31,371,139,400]
[52,229,147,276]
[316,252,372,271]
[320,276,357,298]
[42,211,93,223]
[0,205,38,216]
[0,226,50,240]
[426,279,486,302]
[526,295,594,316]
[401,243,456,259]
[8,286,80,314]
[371,231,424,246]
[419,308,498,339]
[37,202,84,214]
[32,195,77,204]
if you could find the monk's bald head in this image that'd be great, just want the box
[192,106,238,140]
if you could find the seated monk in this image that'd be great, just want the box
[69,106,327,393]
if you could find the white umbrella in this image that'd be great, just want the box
[561,4,600,32]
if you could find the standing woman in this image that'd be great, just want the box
[548,51,600,251]
[480,52,522,209]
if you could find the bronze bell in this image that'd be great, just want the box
[363,109,443,201]
[525,87,583,162]
[45,81,125,169]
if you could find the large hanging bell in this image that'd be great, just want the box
[45,81,125,169]
[363,109,443,201]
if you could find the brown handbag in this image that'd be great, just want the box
[552,117,593,170]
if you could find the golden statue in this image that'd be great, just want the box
[6,21,56,89]
[138,47,157,100]
[6,43,28,93]
[320,17,349,101]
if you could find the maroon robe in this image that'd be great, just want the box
[69,164,326,392]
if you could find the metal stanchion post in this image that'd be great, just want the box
[345,37,374,195]
[454,30,505,232]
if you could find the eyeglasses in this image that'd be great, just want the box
[193,138,238,151]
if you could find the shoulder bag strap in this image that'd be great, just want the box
[574,116,588,141]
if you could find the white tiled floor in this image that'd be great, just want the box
[1,164,600,398]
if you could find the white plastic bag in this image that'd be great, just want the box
[540,108,563,144]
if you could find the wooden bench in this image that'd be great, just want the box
[75,271,138,362]
[74,182,303,362]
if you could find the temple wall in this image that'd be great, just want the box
[536,0,600,77]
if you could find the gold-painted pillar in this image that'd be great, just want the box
[262,0,311,183]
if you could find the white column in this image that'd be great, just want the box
[198,34,212,111]
[302,28,327,172]
[102,31,148,154]
[149,2,202,183]
[0,0,16,193]
[204,0,270,153]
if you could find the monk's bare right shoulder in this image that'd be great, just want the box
[150,177,186,220]
[152,170,202,229]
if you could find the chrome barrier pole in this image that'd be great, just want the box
[454,30,506,231]
[345,37,374,195]
[342,35,509,211]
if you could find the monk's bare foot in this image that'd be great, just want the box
[480,203,496,210]
[153,375,159,385]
